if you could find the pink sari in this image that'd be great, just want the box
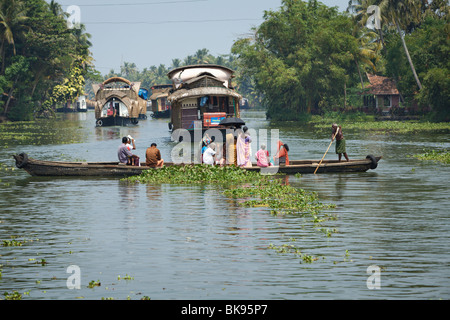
[236,133,252,167]
[255,149,269,167]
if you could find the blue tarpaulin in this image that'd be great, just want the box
[139,88,148,100]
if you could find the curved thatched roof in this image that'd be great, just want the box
[167,86,241,103]
[167,64,234,80]
[103,77,131,85]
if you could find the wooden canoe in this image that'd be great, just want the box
[12,153,381,177]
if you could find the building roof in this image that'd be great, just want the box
[366,74,399,95]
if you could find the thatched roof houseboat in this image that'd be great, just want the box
[149,84,172,118]
[167,64,242,141]
[92,77,147,126]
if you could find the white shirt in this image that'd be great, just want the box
[203,147,216,165]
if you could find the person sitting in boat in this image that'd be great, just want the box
[332,123,349,162]
[145,143,164,168]
[203,143,216,165]
[126,135,140,166]
[255,144,270,167]
[273,140,289,166]
[118,137,134,165]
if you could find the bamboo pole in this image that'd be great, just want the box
[314,127,339,174]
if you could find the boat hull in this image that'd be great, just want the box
[95,116,139,127]
[13,154,381,177]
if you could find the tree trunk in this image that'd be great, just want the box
[396,19,422,90]
[355,58,365,89]
[3,75,19,116]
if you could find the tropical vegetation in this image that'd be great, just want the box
[232,0,449,121]
[1,0,448,122]
[0,0,95,121]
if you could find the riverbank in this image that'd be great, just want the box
[307,112,450,134]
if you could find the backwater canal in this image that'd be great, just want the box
[0,110,449,300]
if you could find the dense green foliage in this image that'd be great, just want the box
[232,0,361,120]
[232,0,449,121]
[0,0,94,121]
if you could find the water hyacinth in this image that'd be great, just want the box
[413,149,449,164]
[125,164,265,185]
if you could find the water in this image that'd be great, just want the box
[0,110,449,300]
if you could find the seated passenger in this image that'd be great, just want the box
[145,143,164,168]
[118,137,133,165]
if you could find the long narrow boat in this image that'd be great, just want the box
[12,153,381,177]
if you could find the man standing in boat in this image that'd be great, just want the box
[332,124,349,162]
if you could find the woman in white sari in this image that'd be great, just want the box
[236,126,252,167]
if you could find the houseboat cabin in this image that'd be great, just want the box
[167,65,242,141]
[149,84,172,118]
[92,77,146,127]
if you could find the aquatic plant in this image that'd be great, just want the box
[412,149,449,164]
[268,243,320,263]
[88,280,101,288]
[126,164,265,185]
[311,120,450,134]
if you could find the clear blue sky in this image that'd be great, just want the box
[55,0,351,75]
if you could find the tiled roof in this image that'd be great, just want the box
[366,73,399,95]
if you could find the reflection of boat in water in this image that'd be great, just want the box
[92,77,147,126]
[149,84,171,118]
[167,64,242,142]
[13,153,381,177]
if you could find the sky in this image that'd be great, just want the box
[54,0,351,75]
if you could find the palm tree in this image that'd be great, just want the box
[193,48,211,64]
[170,58,182,69]
[350,23,382,88]
[348,0,423,90]
[120,62,138,80]
[0,0,28,74]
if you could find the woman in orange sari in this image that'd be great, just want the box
[273,140,289,166]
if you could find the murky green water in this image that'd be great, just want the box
[0,110,449,300]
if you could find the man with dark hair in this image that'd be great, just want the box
[145,143,164,168]
[118,137,133,164]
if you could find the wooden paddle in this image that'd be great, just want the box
[314,127,339,174]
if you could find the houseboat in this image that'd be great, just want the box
[167,64,242,142]
[138,87,149,119]
[149,84,172,118]
[56,95,87,113]
[92,77,146,127]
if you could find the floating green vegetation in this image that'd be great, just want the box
[2,290,29,300]
[223,179,336,217]
[88,280,101,288]
[0,118,88,147]
[118,274,134,281]
[412,149,450,164]
[268,242,321,263]
[126,164,265,185]
[312,120,450,134]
